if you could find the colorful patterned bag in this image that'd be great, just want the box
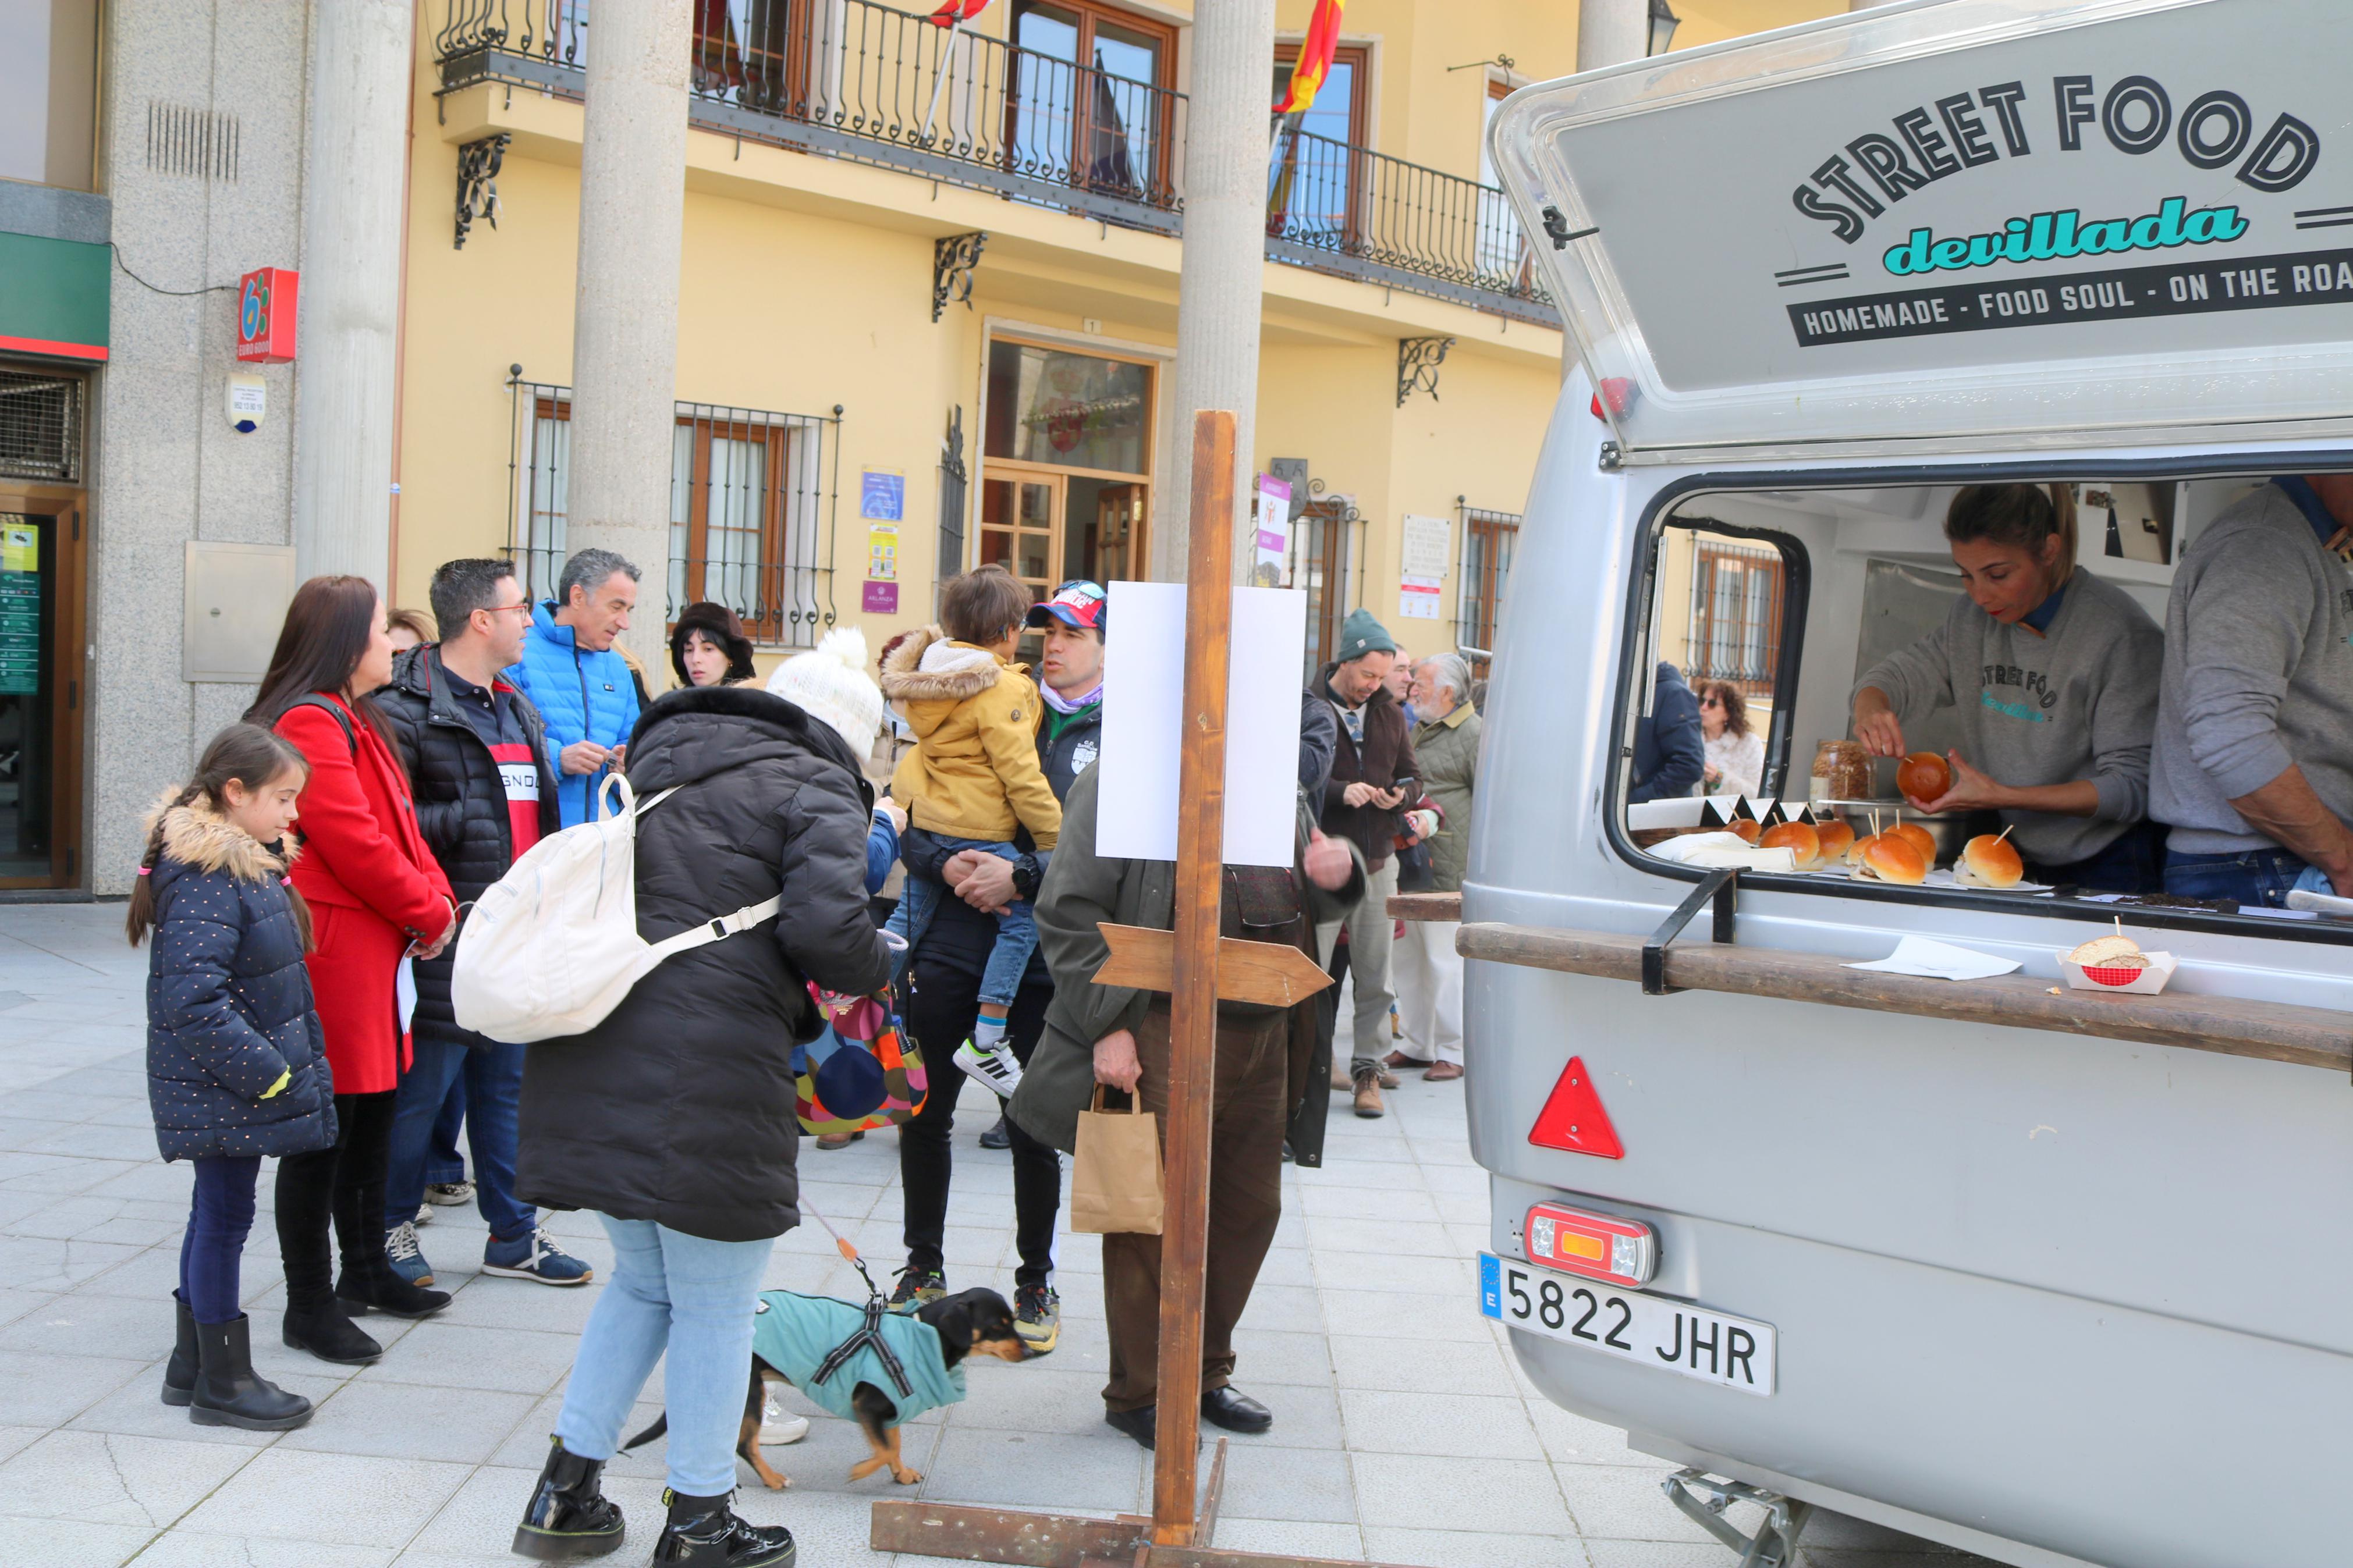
[793,987,928,1135]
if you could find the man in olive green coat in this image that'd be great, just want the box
[1009,765,1361,1448]
[1390,653,1480,1080]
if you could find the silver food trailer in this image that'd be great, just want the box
[1462,3,2353,1565]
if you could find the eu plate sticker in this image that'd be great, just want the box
[1479,1252,1503,1319]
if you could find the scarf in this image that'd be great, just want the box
[1041,681,1102,715]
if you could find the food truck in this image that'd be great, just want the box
[1461,2,2353,1563]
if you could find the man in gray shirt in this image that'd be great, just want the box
[2150,477,2353,906]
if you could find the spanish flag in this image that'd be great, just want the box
[1272,0,1347,116]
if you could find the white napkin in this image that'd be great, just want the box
[1652,832,1795,872]
[396,955,418,1034]
[1844,935,2020,981]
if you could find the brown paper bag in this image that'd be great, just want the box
[1070,1086,1163,1236]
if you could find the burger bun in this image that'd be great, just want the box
[1852,834,1927,886]
[1955,833,2025,889]
[1759,821,1823,871]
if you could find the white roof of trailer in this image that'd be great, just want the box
[1490,0,2353,462]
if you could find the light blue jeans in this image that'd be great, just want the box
[553,1215,775,1495]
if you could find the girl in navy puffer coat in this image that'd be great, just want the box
[129,723,335,1430]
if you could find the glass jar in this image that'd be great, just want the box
[1810,739,1872,802]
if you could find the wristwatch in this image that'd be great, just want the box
[1011,856,1041,901]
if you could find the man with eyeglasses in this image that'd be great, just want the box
[375,559,592,1293]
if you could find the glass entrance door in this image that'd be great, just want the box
[0,515,58,881]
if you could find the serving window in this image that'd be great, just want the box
[1610,470,2353,947]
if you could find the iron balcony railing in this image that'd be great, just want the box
[435,0,1555,325]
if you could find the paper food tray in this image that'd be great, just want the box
[2059,951,2177,994]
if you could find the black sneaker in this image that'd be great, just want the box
[651,1488,794,1567]
[1013,1282,1059,1355]
[978,1115,1012,1150]
[887,1267,946,1314]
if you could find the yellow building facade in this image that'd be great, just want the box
[391,0,1843,686]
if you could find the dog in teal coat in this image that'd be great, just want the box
[624,1287,1024,1489]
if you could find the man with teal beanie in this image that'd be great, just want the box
[1309,607,1419,1119]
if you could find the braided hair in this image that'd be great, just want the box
[126,723,315,951]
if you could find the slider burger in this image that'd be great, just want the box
[2065,933,2148,972]
[1887,821,1939,865]
[1758,820,1823,871]
[1897,751,1953,802]
[1850,832,1928,885]
[1954,832,2025,889]
[1726,819,1763,845]
[1814,819,1857,865]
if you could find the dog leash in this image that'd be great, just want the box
[794,1197,916,1400]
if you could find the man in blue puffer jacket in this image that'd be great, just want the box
[507,548,644,827]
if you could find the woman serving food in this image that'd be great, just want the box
[1850,483,2166,892]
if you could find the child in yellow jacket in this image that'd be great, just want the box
[880,567,1062,1090]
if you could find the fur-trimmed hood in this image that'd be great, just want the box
[879,625,1009,714]
[145,787,297,884]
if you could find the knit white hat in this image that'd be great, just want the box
[768,627,884,763]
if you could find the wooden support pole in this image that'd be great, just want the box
[1153,409,1236,1544]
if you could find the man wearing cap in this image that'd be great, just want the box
[1309,609,1421,1119]
[889,581,1106,1355]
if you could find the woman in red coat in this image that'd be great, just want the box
[249,576,457,1364]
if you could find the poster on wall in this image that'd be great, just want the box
[1252,475,1292,586]
[1400,513,1450,580]
[867,524,900,581]
[863,581,899,614]
[1398,574,1443,621]
[861,468,904,522]
[0,522,40,697]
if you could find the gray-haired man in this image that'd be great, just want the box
[507,548,643,827]
[1392,653,1479,1081]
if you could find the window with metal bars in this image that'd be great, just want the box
[0,369,84,483]
[1455,505,1518,663]
[506,378,839,645]
[1682,537,1786,701]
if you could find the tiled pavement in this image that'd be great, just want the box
[0,904,1983,1567]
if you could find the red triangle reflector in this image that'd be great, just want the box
[1528,1056,1623,1160]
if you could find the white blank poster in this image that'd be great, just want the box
[1097,581,1307,867]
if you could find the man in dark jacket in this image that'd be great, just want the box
[1311,607,1420,1119]
[889,579,1105,1355]
[1011,769,1362,1449]
[375,559,586,1291]
[1631,660,1705,803]
[512,682,889,1566]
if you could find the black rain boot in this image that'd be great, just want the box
[162,1292,197,1406]
[282,1296,384,1366]
[651,1488,796,1567]
[512,1438,626,1560]
[189,1314,313,1431]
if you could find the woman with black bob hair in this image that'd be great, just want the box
[246,576,459,1364]
[1851,483,2167,891]
[670,600,758,688]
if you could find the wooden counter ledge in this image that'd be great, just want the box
[1451,922,2351,1076]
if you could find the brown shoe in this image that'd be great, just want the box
[1330,1066,1353,1091]
[1351,1070,1386,1119]
[1384,1050,1432,1071]
[1424,1061,1464,1083]
[815,1130,860,1149]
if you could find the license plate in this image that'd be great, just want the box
[1480,1252,1776,1396]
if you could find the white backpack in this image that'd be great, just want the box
[452,773,780,1044]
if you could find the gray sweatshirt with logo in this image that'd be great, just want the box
[2149,484,2353,856]
[1854,568,2163,866]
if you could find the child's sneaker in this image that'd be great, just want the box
[953,1037,1024,1098]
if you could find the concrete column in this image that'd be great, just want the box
[290,0,413,586]
[1155,0,1276,585]
[567,0,691,669]
[1577,0,1648,74]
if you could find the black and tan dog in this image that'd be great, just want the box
[624,1287,1024,1489]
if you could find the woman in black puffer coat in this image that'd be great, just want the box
[511,684,891,1565]
[131,724,336,1433]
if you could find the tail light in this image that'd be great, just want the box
[1524,1200,1656,1288]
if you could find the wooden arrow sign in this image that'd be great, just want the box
[1094,923,1335,1008]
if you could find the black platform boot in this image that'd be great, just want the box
[189,1315,313,1431]
[334,1254,451,1320]
[282,1296,384,1366]
[651,1488,796,1567]
[161,1292,197,1406]
[512,1438,626,1560]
